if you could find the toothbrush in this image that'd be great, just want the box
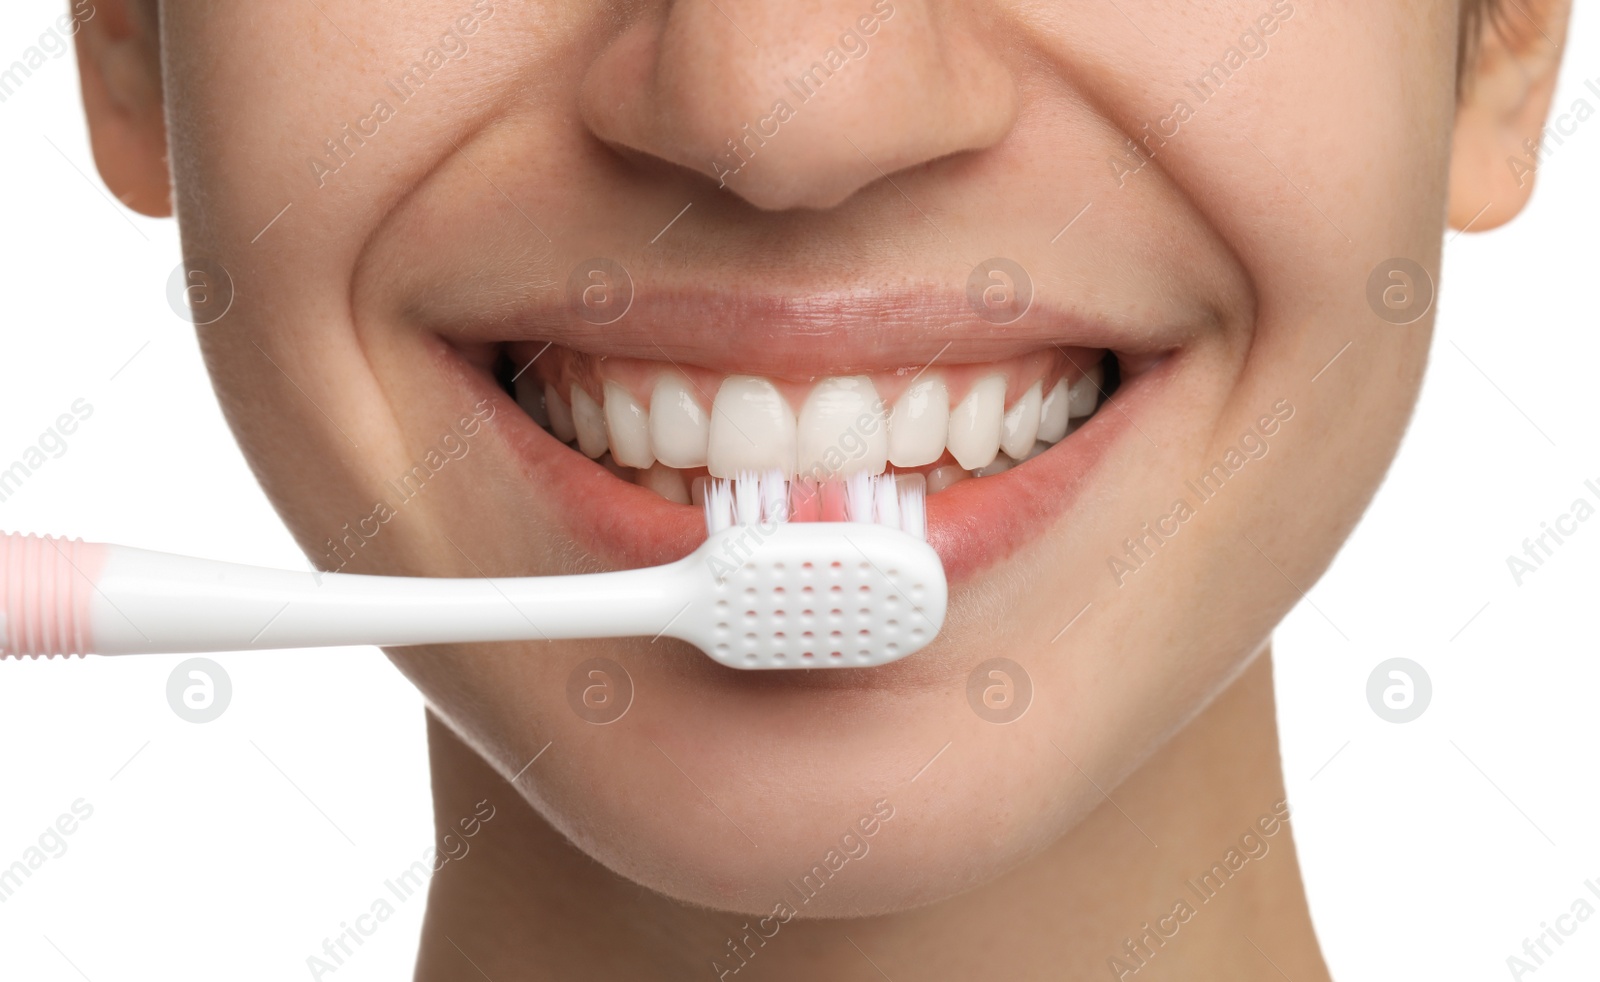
[0,471,946,670]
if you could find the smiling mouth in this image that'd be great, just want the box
[492,342,1118,503]
[435,286,1177,582]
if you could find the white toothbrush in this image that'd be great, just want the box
[0,471,946,670]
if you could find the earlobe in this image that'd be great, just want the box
[1448,0,1572,232]
[74,0,171,218]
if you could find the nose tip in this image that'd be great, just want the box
[580,0,1019,211]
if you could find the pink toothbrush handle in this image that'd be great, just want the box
[0,529,700,658]
[0,533,108,658]
[0,522,946,666]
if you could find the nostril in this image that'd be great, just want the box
[578,0,1020,212]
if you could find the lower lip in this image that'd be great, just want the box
[437,342,1167,584]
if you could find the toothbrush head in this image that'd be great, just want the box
[681,471,946,670]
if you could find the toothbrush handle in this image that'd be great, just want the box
[0,533,695,657]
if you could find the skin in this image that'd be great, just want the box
[76,0,1570,978]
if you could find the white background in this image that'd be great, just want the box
[0,3,1595,980]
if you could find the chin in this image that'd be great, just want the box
[402,621,1108,916]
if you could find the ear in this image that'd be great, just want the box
[74,0,171,218]
[1448,0,1573,232]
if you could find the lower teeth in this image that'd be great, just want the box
[540,417,1090,504]
[637,462,692,505]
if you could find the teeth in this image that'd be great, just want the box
[797,376,888,480]
[1067,364,1103,417]
[649,374,710,468]
[603,381,654,469]
[972,454,1016,478]
[925,464,970,494]
[516,382,550,428]
[571,385,608,459]
[517,357,1113,497]
[545,384,577,443]
[637,462,691,504]
[887,375,949,468]
[1037,378,1070,443]
[999,380,1042,460]
[708,376,797,479]
[946,374,1006,470]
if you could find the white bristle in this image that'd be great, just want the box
[759,469,789,523]
[897,473,927,540]
[702,470,928,540]
[875,474,901,531]
[703,476,734,533]
[845,471,876,523]
[733,469,763,525]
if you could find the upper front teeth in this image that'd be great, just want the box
[888,376,949,468]
[947,375,1007,470]
[649,374,710,468]
[529,362,1105,478]
[797,376,889,480]
[709,376,798,478]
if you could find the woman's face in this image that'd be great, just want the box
[141,0,1453,914]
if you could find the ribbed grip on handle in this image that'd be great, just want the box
[0,533,106,659]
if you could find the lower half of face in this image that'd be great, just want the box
[166,0,1449,914]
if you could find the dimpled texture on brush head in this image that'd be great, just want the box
[689,471,945,669]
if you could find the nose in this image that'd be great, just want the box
[580,0,1019,211]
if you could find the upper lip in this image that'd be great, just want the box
[425,283,1186,376]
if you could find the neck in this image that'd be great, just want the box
[414,651,1328,981]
